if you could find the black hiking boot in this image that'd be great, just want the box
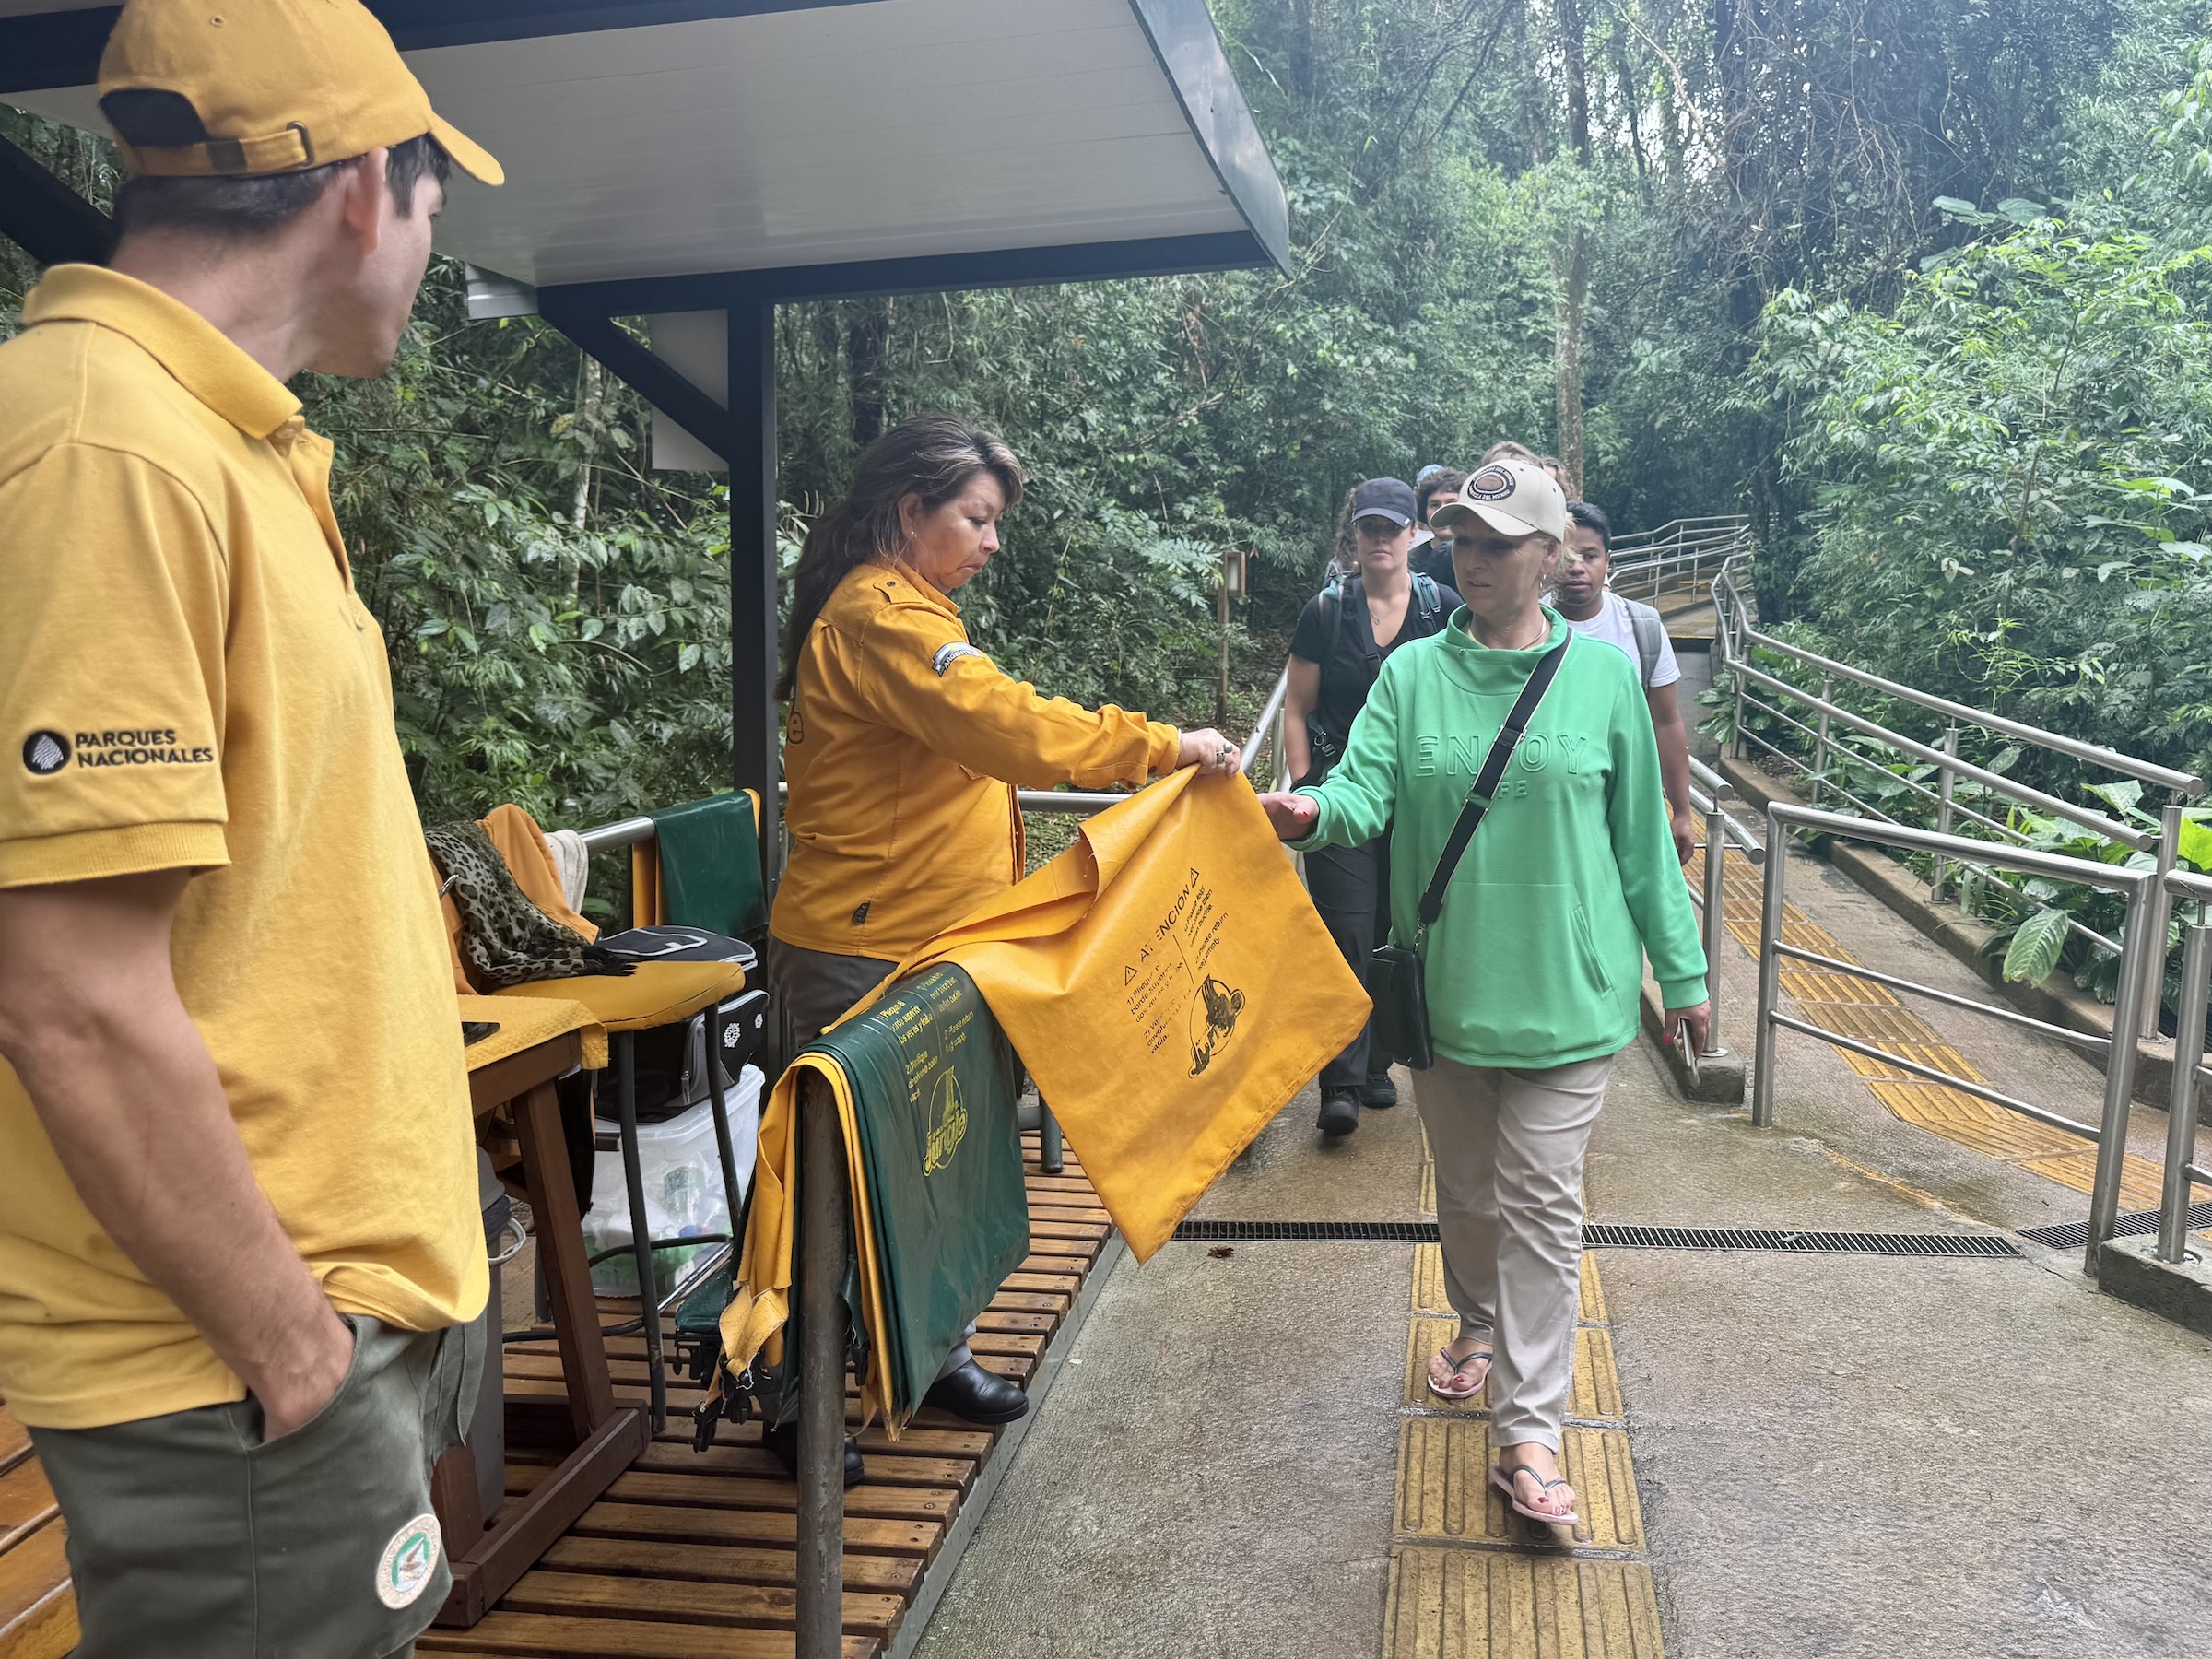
[1318,1087,1360,1136]
[1359,1072,1399,1109]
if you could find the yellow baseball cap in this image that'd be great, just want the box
[97,0,502,185]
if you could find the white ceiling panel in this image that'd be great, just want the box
[4,0,1288,289]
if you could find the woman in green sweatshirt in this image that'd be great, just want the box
[1261,457,1708,1528]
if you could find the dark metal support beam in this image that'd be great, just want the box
[531,230,1272,322]
[726,296,781,900]
[795,1071,848,1659]
[0,132,112,268]
[535,296,737,465]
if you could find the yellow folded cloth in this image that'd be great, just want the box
[724,1050,899,1429]
[459,992,607,1073]
[725,769,1367,1440]
[847,769,1367,1261]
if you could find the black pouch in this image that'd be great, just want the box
[1364,637,1571,1073]
[1369,941,1434,1071]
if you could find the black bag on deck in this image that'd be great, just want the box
[1370,638,1570,1071]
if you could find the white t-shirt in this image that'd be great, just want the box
[1563,591,1680,689]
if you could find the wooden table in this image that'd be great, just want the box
[433,999,650,1628]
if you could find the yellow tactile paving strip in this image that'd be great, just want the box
[1390,1153,1663,1657]
[1384,1551,1665,1659]
[1404,1319,1622,1422]
[1695,849,2173,1213]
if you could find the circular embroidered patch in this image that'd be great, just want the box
[21,731,69,775]
[1466,464,1516,501]
[373,1512,442,1610]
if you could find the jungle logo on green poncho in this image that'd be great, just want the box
[923,1069,968,1175]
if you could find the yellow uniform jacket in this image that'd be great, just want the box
[771,562,1182,959]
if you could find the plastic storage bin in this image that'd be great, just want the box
[583,1063,762,1299]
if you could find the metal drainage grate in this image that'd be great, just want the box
[1174,1219,1437,1242]
[1581,1223,2021,1258]
[2019,1200,2212,1252]
[1171,1219,2023,1256]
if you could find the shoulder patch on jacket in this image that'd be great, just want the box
[933,641,987,676]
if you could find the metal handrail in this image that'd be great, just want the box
[1717,579,2202,798]
[1608,514,1751,553]
[1712,554,2196,1040]
[1724,653,2159,853]
[578,679,1296,861]
[1751,802,2156,1273]
[1689,757,1764,861]
[2158,920,2211,1263]
[1607,514,1752,600]
[1241,669,1290,780]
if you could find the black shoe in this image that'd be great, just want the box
[765,1419,865,1488]
[923,1358,1030,1425]
[1359,1073,1399,1109]
[1318,1087,1360,1136]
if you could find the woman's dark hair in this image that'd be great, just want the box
[777,412,1026,701]
[1566,500,1612,551]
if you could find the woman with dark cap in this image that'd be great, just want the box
[1283,478,1461,1136]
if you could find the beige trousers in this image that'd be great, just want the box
[1412,1053,1614,1449]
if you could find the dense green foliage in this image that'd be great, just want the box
[4,0,2203,841]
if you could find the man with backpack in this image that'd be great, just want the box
[1284,479,1462,1135]
[1555,500,1698,863]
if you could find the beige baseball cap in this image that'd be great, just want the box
[1430,458,1569,542]
[97,0,502,184]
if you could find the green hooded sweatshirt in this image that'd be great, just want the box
[1292,607,1706,1069]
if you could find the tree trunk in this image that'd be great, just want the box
[845,299,890,448]
[571,355,605,535]
[1615,28,1649,179]
[1558,0,1593,165]
[1288,0,1318,104]
[1550,229,1589,498]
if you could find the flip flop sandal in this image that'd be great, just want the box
[1424,1347,1491,1401]
[1489,1461,1580,1527]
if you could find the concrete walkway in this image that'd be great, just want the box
[914,867,2212,1659]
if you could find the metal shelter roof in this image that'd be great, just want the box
[0,0,1293,966]
[0,0,1289,291]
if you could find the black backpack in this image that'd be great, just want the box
[1304,573,1444,781]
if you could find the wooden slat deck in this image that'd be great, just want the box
[420,1133,1114,1659]
[0,1135,1116,1659]
[0,1403,71,1659]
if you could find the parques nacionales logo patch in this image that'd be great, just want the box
[373,1512,443,1609]
[22,727,213,774]
[21,732,69,775]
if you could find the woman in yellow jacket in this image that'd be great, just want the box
[770,411,1236,1431]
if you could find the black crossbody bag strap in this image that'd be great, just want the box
[1414,637,1571,936]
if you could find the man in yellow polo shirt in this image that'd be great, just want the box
[0,1,504,1652]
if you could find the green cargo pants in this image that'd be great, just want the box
[29,1312,482,1659]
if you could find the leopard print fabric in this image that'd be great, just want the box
[425,819,634,989]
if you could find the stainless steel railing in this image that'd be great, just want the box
[576,778,1136,858]
[1685,756,1765,1059]
[1751,803,2159,1270]
[1241,668,1290,786]
[1712,555,2203,1041]
[1607,514,1754,605]
[2156,868,2212,1265]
